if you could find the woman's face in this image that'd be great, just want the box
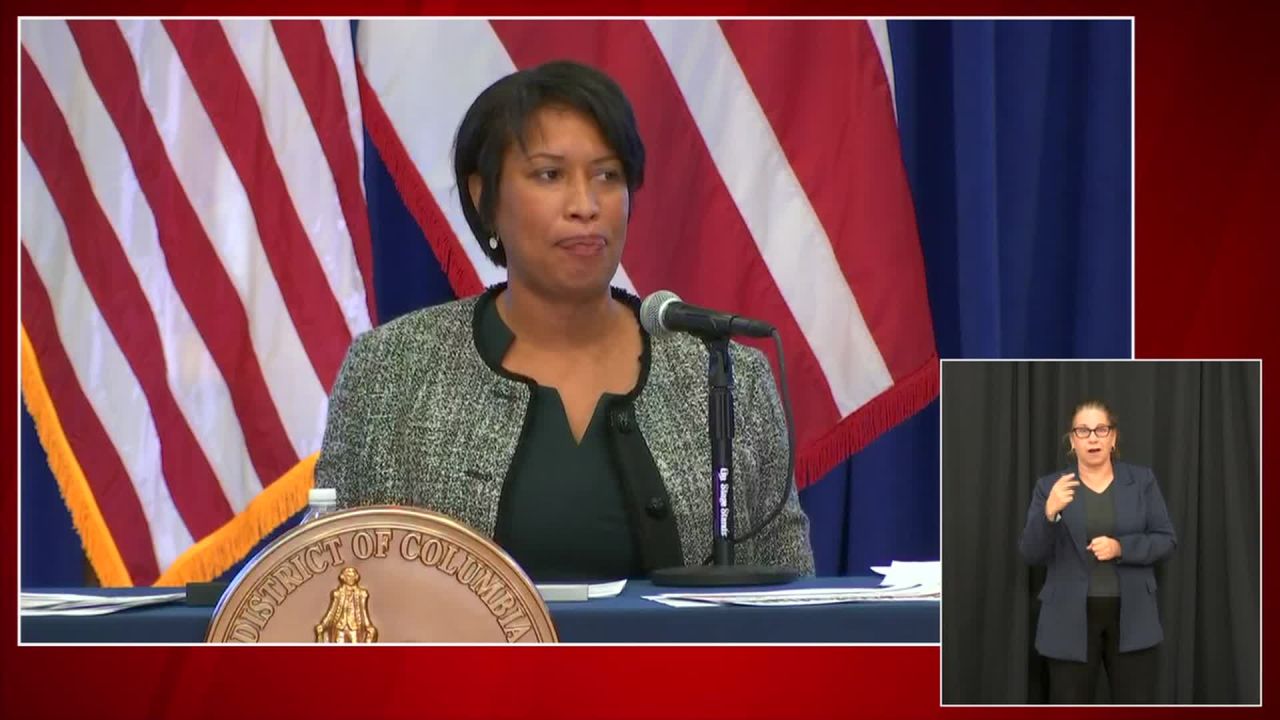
[1070,406,1116,469]
[478,105,629,302]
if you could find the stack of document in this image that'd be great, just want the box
[20,591,186,616]
[645,585,939,608]
[643,561,941,608]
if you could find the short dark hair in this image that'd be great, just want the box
[452,60,646,267]
[1068,399,1118,429]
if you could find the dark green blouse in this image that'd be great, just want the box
[475,292,661,582]
[1082,481,1120,597]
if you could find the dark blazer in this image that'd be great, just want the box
[1018,462,1177,662]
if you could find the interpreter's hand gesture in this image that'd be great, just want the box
[1088,536,1122,561]
[1044,473,1079,520]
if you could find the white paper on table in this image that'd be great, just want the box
[21,604,174,617]
[643,584,939,608]
[20,591,186,615]
[871,560,941,589]
[537,579,627,602]
[645,596,726,608]
[20,592,106,610]
[587,579,627,598]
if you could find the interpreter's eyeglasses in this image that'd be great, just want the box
[1071,425,1113,439]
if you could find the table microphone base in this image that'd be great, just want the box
[649,564,798,587]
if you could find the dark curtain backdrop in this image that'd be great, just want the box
[941,361,1260,704]
[21,19,1132,584]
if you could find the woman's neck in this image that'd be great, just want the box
[1078,459,1114,485]
[497,280,620,350]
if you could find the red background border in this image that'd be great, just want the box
[5,3,1275,718]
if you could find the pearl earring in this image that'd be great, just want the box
[488,235,499,250]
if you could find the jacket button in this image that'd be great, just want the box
[612,409,633,433]
[645,496,668,519]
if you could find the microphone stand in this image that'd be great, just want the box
[649,335,798,587]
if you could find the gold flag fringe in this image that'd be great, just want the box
[20,327,131,586]
[22,325,317,587]
[156,452,314,586]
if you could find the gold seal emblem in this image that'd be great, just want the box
[315,567,378,643]
[206,506,557,643]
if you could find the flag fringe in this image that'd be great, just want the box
[795,354,940,489]
[155,453,315,586]
[23,326,317,587]
[20,327,132,587]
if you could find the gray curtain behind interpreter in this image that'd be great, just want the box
[941,361,1259,704]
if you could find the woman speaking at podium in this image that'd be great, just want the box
[1019,401,1176,703]
[315,60,814,582]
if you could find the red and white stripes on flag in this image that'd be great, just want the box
[21,19,373,586]
[358,20,939,482]
[20,19,937,587]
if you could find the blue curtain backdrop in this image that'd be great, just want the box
[801,19,1132,577]
[20,19,1131,586]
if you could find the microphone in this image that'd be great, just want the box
[641,288,798,588]
[639,290,774,339]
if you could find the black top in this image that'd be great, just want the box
[1082,480,1120,597]
[476,290,674,581]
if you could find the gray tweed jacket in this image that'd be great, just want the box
[315,290,814,574]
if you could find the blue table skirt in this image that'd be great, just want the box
[22,576,938,644]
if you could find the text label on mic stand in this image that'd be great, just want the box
[707,336,734,567]
[648,327,798,587]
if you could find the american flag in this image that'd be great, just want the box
[19,19,937,586]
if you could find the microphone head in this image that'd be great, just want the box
[640,290,680,338]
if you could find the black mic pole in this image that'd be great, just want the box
[649,333,797,587]
[706,335,735,567]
